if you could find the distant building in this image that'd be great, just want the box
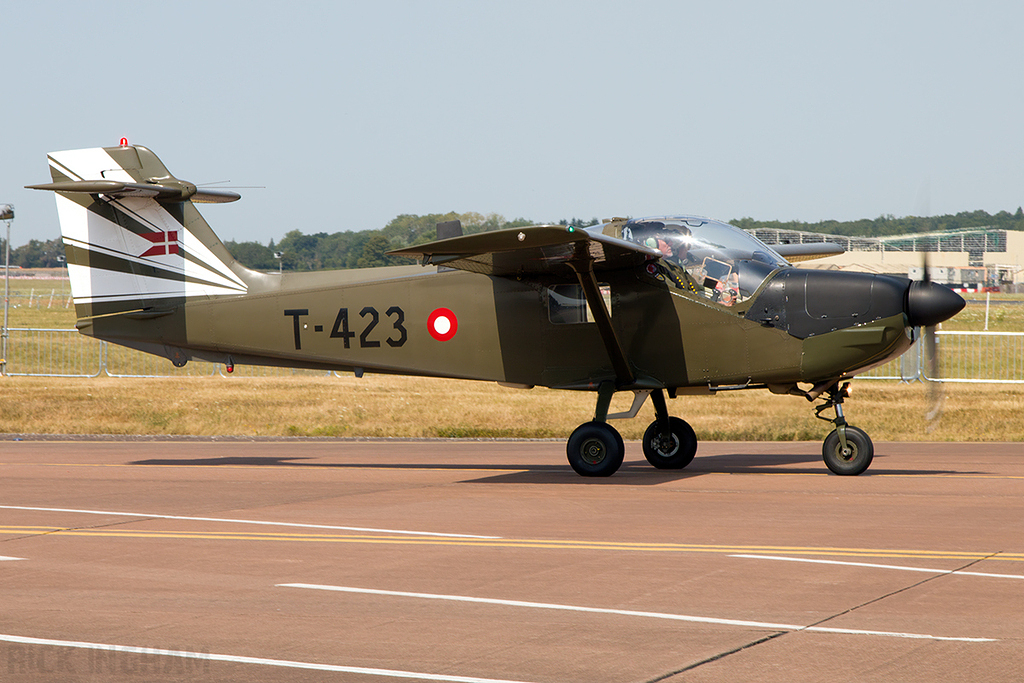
[748,226,1024,291]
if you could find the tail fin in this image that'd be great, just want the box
[28,143,251,319]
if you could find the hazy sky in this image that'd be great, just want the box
[2,1,1022,246]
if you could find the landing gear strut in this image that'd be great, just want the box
[814,382,874,475]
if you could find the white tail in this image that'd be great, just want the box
[31,144,249,318]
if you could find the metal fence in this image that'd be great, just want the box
[1,328,331,378]
[2,327,1022,383]
[858,331,1024,383]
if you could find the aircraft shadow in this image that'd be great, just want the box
[128,452,974,484]
[464,452,974,484]
[128,455,568,472]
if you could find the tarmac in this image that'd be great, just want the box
[1,439,1022,682]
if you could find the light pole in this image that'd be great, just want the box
[0,204,14,376]
[57,254,67,307]
[274,251,283,274]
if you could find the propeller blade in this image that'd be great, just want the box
[924,323,943,430]
[919,249,942,430]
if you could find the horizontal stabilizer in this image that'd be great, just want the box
[26,180,240,204]
[389,225,660,277]
[773,242,845,262]
[191,189,243,204]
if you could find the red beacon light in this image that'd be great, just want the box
[119,137,129,147]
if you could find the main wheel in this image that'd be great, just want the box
[822,425,873,475]
[642,417,698,469]
[566,422,624,477]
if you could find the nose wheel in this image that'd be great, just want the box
[815,382,874,475]
[822,425,873,475]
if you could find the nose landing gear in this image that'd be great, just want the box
[814,382,874,475]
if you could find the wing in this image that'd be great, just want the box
[390,225,661,387]
[388,225,661,278]
[773,242,845,263]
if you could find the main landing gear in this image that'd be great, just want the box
[814,382,874,475]
[565,381,874,477]
[566,384,698,477]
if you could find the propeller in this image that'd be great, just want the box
[905,251,966,430]
[920,250,943,430]
[913,188,942,432]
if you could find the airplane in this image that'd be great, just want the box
[27,142,965,477]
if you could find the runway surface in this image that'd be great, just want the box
[1,439,1022,682]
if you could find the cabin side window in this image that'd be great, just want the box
[548,284,612,324]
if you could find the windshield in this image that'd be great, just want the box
[618,216,786,306]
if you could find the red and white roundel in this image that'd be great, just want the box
[427,308,458,341]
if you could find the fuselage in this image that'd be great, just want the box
[80,259,922,394]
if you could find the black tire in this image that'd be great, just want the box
[822,425,874,475]
[642,417,698,469]
[566,422,624,477]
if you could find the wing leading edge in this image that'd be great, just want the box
[388,225,661,278]
[773,242,845,262]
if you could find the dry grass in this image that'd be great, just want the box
[1,375,1021,441]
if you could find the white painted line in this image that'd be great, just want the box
[278,584,995,643]
[0,505,499,539]
[0,556,25,561]
[0,633,539,683]
[731,554,1024,580]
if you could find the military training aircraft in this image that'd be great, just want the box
[28,142,965,477]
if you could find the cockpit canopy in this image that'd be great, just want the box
[607,216,788,307]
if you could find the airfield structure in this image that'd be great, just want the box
[748,226,1024,291]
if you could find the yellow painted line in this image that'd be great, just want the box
[743,472,1024,480]
[1,527,1021,563]
[876,475,1024,481]
[0,462,527,473]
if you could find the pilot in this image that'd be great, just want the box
[644,236,666,254]
[645,230,700,293]
[643,227,692,267]
[718,272,741,306]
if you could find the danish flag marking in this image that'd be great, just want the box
[139,231,179,258]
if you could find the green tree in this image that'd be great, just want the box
[356,233,401,269]
[225,240,277,270]
[278,230,328,270]
[12,238,64,268]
